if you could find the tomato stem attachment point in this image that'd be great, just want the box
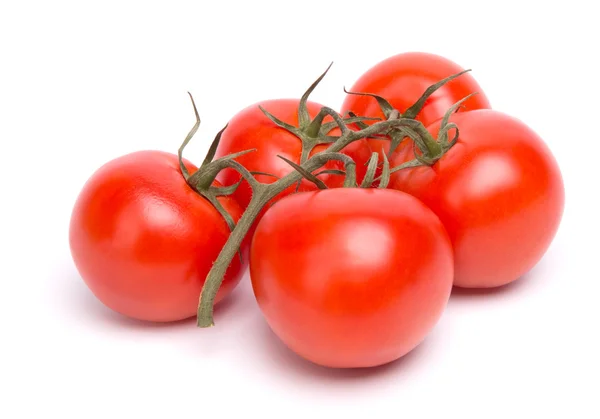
[258,65,381,169]
[342,69,473,153]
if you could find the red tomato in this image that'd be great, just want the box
[215,99,372,210]
[250,188,454,368]
[69,150,248,322]
[341,52,491,156]
[389,110,565,288]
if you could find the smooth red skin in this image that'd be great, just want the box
[341,52,491,156]
[389,110,565,288]
[215,98,372,210]
[250,188,454,368]
[69,151,248,322]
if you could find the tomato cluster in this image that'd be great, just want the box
[69,52,564,369]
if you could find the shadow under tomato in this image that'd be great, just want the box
[254,317,435,383]
[449,267,544,302]
[62,272,244,331]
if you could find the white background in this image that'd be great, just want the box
[1,1,598,417]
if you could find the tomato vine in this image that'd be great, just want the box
[178,67,474,327]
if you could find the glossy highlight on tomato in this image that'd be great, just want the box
[250,188,454,368]
[69,150,248,322]
[341,52,491,156]
[389,110,565,288]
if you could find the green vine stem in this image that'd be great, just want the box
[360,153,380,188]
[343,69,472,154]
[196,108,429,327]
[175,75,474,328]
[372,93,477,183]
[259,64,381,166]
[344,69,471,120]
[378,152,391,189]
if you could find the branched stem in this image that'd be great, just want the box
[196,116,424,327]
[191,83,473,327]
